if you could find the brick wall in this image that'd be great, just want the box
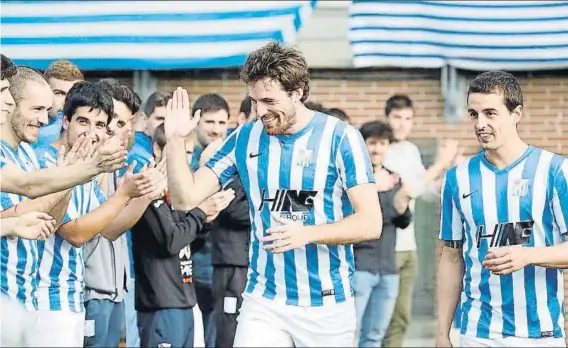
[157,68,568,335]
[157,69,567,157]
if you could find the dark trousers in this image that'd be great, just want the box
[195,281,216,348]
[213,266,248,348]
[84,299,124,347]
[137,308,194,348]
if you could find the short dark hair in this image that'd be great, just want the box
[385,94,413,117]
[1,54,17,80]
[468,71,523,112]
[63,81,114,124]
[239,95,252,119]
[144,91,172,116]
[240,41,310,103]
[95,78,141,114]
[359,120,394,143]
[153,123,167,150]
[192,93,230,117]
[327,107,350,122]
[304,101,326,113]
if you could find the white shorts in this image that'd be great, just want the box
[0,296,37,347]
[234,293,356,347]
[28,310,86,347]
[460,334,566,347]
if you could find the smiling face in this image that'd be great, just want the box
[248,78,300,136]
[10,81,53,144]
[107,99,134,149]
[467,91,521,151]
[63,106,109,149]
[196,109,228,146]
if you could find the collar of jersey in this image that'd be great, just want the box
[274,111,323,143]
[480,144,534,174]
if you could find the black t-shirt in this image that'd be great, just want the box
[131,196,207,312]
[353,180,412,275]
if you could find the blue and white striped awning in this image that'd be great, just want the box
[349,1,568,71]
[1,0,316,71]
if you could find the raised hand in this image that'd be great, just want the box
[196,189,236,223]
[116,161,146,198]
[56,135,90,167]
[90,134,128,173]
[12,211,57,240]
[164,87,200,139]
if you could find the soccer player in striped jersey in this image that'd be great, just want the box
[436,71,568,348]
[165,42,382,347]
[0,55,128,200]
[32,81,164,347]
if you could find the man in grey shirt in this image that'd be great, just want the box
[382,94,460,347]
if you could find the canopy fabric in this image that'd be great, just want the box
[349,0,568,71]
[1,0,316,70]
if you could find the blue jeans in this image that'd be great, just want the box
[354,271,400,347]
[124,278,140,348]
[138,308,194,348]
[84,299,124,347]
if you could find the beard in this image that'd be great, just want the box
[10,111,35,144]
[262,110,296,136]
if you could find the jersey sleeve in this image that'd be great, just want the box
[336,125,375,190]
[119,151,151,177]
[204,130,238,188]
[438,168,464,248]
[552,158,568,237]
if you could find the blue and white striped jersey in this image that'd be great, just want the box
[35,145,106,312]
[440,146,568,339]
[205,113,374,307]
[0,140,41,310]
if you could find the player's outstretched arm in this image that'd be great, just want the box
[57,163,145,247]
[436,244,463,348]
[165,87,221,210]
[0,135,127,199]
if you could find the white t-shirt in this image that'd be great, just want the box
[383,140,438,252]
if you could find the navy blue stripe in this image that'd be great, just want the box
[353,0,568,9]
[15,238,27,305]
[1,238,8,296]
[258,132,276,300]
[349,26,568,37]
[1,8,304,24]
[520,148,542,338]
[496,172,515,336]
[350,40,568,50]
[468,157,491,339]
[352,53,568,63]
[11,56,250,70]
[350,13,568,22]
[278,140,298,305]
[303,116,327,306]
[1,31,283,45]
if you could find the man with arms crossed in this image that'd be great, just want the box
[436,71,568,347]
[165,42,382,347]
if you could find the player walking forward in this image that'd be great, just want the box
[436,71,568,348]
[165,42,382,347]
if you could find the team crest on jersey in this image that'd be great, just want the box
[295,149,313,167]
[511,179,529,197]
